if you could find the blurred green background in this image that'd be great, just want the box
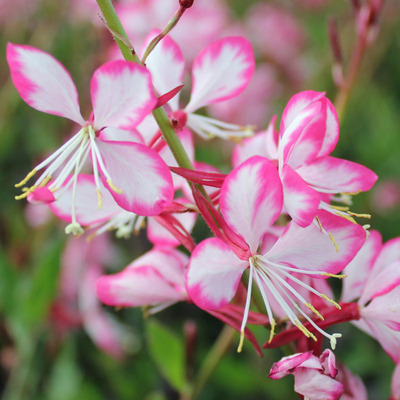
[0,0,399,399]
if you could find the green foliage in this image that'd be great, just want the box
[146,318,186,391]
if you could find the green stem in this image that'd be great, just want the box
[142,6,186,64]
[181,325,237,400]
[96,0,139,63]
[96,0,195,172]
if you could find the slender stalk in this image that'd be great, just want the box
[181,325,237,400]
[334,29,368,121]
[142,6,186,64]
[96,0,139,63]
[96,0,195,172]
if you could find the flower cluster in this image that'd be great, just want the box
[6,0,398,398]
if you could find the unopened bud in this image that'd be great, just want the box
[179,0,194,9]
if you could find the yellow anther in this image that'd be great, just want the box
[15,185,37,200]
[328,233,339,253]
[347,212,371,219]
[336,212,357,224]
[342,190,361,196]
[330,205,350,211]
[15,169,37,188]
[39,176,52,187]
[305,303,324,321]
[320,272,347,279]
[295,321,317,342]
[107,179,123,194]
[237,330,245,353]
[321,294,341,310]
[268,318,276,344]
[315,215,323,232]
[96,188,103,209]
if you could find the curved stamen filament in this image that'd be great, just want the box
[237,261,254,353]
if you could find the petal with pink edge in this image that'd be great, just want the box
[6,43,84,125]
[267,210,366,274]
[142,30,185,111]
[373,237,400,275]
[280,100,325,166]
[49,174,122,225]
[294,368,344,400]
[91,60,156,129]
[391,362,400,398]
[268,352,314,380]
[316,98,339,157]
[186,238,248,310]
[280,90,326,133]
[342,230,382,303]
[220,156,283,253]
[97,265,185,307]
[132,246,188,288]
[361,279,400,327]
[281,164,320,227]
[185,37,255,112]
[297,156,378,193]
[96,140,174,216]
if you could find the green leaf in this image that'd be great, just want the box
[22,238,64,327]
[0,244,18,315]
[146,319,185,391]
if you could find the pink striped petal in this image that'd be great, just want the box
[341,230,382,303]
[96,140,174,215]
[268,352,314,380]
[280,100,325,166]
[6,43,84,125]
[360,263,400,306]
[220,156,283,253]
[49,174,121,225]
[267,210,366,274]
[362,284,400,331]
[317,99,339,157]
[186,238,248,310]
[91,60,156,129]
[280,90,326,133]
[297,156,378,193]
[373,237,400,275]
[294,368,344,400]
[354,319,400,363]
[281,164,320,227]
[142,30,185,111]
[185,37,255,112]
[97,266,185,307]
[133,246,188,287]
[284,102,327,168]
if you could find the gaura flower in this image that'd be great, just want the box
[342,232,400,363]
[7,43,174,234]
[139,33,255,140]
[268,350,344,400]
[186,156,366,351]
[233,91,378,228]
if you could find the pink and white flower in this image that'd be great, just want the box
[186,156,366,350]
[97,246,189,312]
[233,91,378,227]
[7,43,174,234]
[268,350,344,400]
[139,33,255,140]
[342,233,400,363]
